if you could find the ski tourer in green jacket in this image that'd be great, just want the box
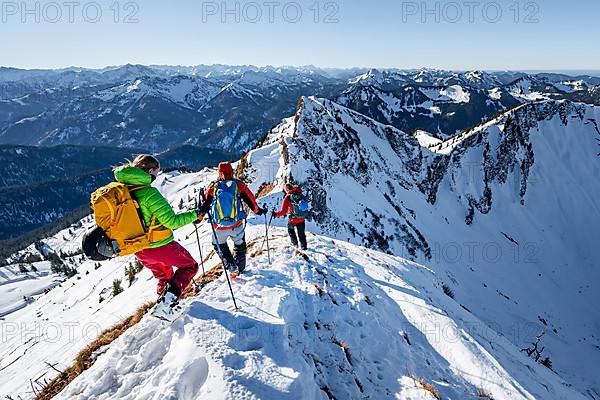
[113,165,198,248]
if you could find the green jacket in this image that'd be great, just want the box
[114,166,197,248]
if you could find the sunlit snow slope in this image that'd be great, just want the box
[57,228,585,400]
[241,96,600,398]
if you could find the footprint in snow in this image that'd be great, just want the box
[222,353,246,370]
[229,322,265,352]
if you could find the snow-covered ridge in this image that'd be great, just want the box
[5,150,591,399]
[56,231,587,400]
[2,207,585,400]
[0,166,550,400]
[421,85,471,103]
[239,96,600,398]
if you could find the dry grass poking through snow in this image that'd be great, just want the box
[417,377,442,400]
[333,338,353,366]
[34,302,154,400]
[235,153,249,180]
[476,389,495,399]
[256,181,277,199]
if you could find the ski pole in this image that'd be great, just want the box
[258,206,275,254]
[196,187,212,281]
[194,192,206,281]
[194,225,205,280]
[206,210,239,311]
[264,207,271,265]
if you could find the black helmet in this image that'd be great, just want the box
[82,226,115,261]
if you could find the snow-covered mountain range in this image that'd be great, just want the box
[2,65,599,151]
[1,65,599,399]
[0,65,342,152]
[2,65,599,242]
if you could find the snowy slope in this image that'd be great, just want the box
[423,101,600,397]
[0,259,61,318]
[56,229,585,400]
[413,130,443,149]
[0,169,214,399]
[0,164,590,400]
[240,96,600,398]
[0,221,161,398]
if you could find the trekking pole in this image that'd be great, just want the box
[264,206,272,265]
[194,225,205,280]
[260,208,275,252]
[206,210,239,311]
[194,193,206,281]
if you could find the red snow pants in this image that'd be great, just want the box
[135,241,198,298]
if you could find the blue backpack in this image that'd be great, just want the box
[290,192,310,218]
[211,180,246,227]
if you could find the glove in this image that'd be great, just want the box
[193,210,204,224]
[271,210,278,219]
[256,207,267,216]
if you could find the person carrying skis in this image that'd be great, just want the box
[272,183,309,253]
[113,155,202,320]
[199,162,266,275]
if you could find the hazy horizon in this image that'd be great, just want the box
[1,63,600,77]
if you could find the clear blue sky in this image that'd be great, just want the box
[1,0,598,71]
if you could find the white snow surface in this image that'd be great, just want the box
[421,85,471,103]
[240,96,600,398]
[1,96,600,399]
[0,163,590,399]
[413,130,443,150]
[56,230,584,400]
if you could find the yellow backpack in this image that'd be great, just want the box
[90,182,152,256]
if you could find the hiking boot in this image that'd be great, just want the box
[223,259,239,274]
[151,282,183,322]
